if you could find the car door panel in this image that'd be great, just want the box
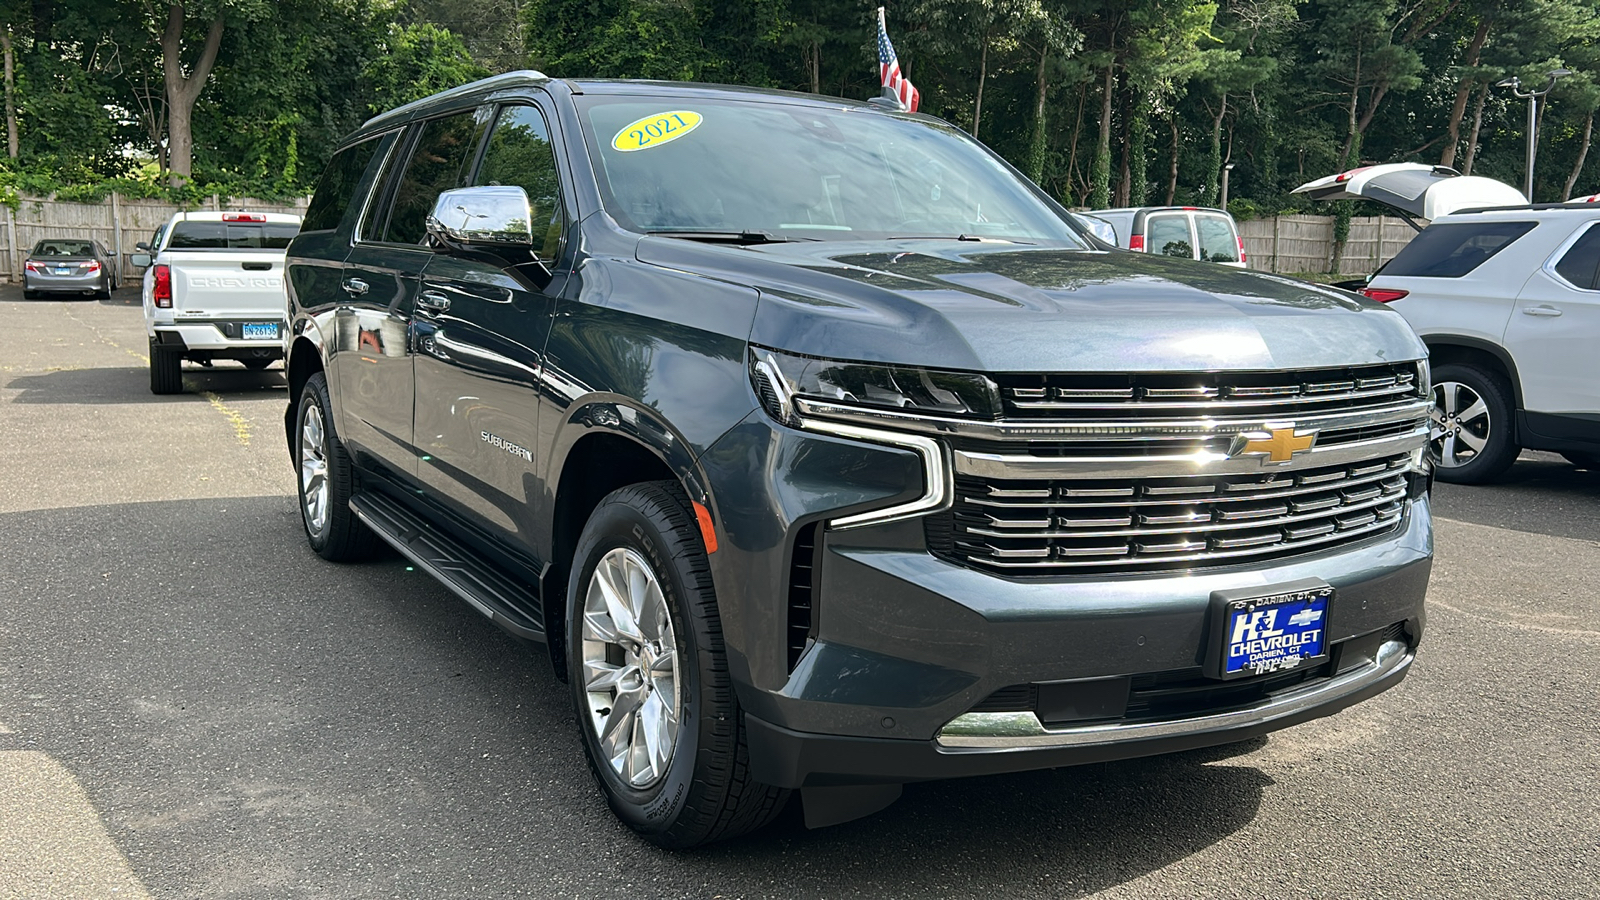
[333,244,427,479]
[413,258,562,541]
[1504,221,1600,415]
[410,101,571,555]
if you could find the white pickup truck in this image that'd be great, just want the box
[132,210,302,394]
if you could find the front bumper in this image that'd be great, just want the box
[748,637,1411,787]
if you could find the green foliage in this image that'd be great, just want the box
[364,22,490,113]
[8,0,1600,217]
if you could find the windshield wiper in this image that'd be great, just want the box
[888,234,1035,245]
[646,230,811,245]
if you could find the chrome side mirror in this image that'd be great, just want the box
[129,252,152,268]
[425,186,535,251]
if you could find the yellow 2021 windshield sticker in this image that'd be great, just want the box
[612,111,702,152]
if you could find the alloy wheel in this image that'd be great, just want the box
[581,547,681,789]
[299,404,331,535]
[1430,380,1491,469]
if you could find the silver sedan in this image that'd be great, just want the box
[23,238,119,299]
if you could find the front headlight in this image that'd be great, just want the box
[749,346,1001,426]
[1415,358,1431,398]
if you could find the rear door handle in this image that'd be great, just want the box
[418,290,452,312]
[342,278,369,296]
[1522,305,1563,317]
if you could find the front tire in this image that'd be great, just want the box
[295,371,377,561]
[149,340,183,394]
[567,482,787,849]
[1429,363,1518,484]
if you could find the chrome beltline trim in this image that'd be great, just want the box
[936,640,1412,749]
[953,427,1428,480]
[794,397,1430,442]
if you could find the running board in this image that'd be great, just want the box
[350,493,545,642]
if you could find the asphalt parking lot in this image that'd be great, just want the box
[1,287,1597,900]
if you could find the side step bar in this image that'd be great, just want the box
[350,492,546,642]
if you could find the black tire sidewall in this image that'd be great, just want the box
[1432,363,1518,483]
[566,486,708,837]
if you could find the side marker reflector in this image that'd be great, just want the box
[692,500,718,554]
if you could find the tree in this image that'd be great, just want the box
[160,1,226,184]
[363,22,488,114]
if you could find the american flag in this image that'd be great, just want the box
[876,7,919,112]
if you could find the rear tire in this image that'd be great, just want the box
[567,481,788,849]
[295,371,377,561]
[148,340,183,394]
[23,290,38,300]
[1429,363,1518,484]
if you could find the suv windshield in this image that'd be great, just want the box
[576,95,1086,245]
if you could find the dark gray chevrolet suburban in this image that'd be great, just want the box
[284,72,1434,848]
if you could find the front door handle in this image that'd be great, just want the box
[418,290,452,312]
[342,277,370,296]
[1522,305,1563,317]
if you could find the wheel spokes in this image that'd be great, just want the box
[580,546,683,789]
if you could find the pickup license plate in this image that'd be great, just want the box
[242,322,279,340]
[1208,582,1332,680]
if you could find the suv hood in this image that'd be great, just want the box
[634,238,1425,372]
[1293,163,1526,219]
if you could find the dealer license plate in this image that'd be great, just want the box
[1209,583,1332,680]
[242,322,279,340]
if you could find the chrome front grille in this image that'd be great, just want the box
[996,363,1422,420]
[934,453,1415,574]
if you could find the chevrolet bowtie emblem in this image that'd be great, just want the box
[1230,425,1317,465]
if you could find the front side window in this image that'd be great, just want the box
[303,137,382,233]
[1196,214,1239,263]
[476,105,564,261]
[575,95,1087,245]
[381,107,493,245]
[1381,221,1536,278]
[1145,214,1193,258]
[1553,222,1600,290]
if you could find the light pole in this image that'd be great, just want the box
[1497,68,1572,201]
[1221,162,1235,209]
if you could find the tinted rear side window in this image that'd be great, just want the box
[167,222,302,249]
[1381,221,1535,278]
[1196,215,1238,263]
[302,138,380,232]
[1553,222,1600,289]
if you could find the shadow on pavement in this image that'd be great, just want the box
[6,365,285,404]
[3,494,1275,898]
[1432,450,1600,542]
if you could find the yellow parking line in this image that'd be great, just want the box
[200,391,251,446]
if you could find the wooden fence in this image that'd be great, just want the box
[1239,215,1420,275]
[0,193,310,283]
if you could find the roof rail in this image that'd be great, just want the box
[360,70,549,131]
[1452,201,1600,214]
